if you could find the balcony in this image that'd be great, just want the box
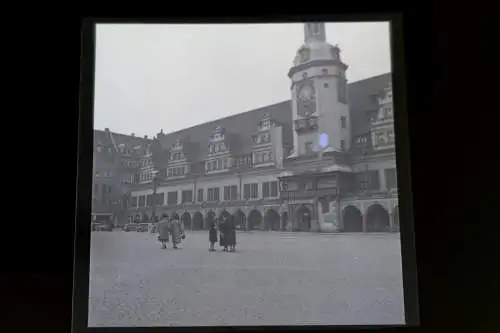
[294,117,318,134]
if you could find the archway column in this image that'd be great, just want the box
[389,212,394,231]
[362,213,367,233]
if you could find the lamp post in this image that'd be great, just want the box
[151,168,160,222]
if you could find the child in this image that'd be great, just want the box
[209,221,218,251]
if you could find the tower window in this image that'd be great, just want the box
[311,23,321,35]
[324,83,329,88]
[341,116,347,129]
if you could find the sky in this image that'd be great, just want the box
[93,22,391,138]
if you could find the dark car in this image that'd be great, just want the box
[123,223,148,232]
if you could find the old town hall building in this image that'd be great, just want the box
[94,22,399,233]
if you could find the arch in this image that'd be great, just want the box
[248,209,263,230]
[366,204,391,232]
[233,209,246,229]
[393,205,399,231]
[342,205,363,232]
[295,205,312,231]
[264,209,281,231]
[281,211,289,231]
[181,211,191,229]
[205,211,216,230]
[192,212,203,230]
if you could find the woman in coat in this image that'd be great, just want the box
[169,216,184,249]
[225,216,236,252]
[218,218,228,251]
[157,214,170,249]
[209,220,218,251]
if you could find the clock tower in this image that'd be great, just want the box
[288,22,350,157]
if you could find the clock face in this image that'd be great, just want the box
[298,83,314,101]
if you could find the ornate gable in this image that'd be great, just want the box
[166,137,190,179]
[205,126,233,174]
[251,113,275,167]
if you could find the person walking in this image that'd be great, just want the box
[170,215,185,249]
[227,216,237,252]
[218,217,228,252]
[209,220,218,251]
[157,214,170,249]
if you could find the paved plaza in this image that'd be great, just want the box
[88,230,405,327]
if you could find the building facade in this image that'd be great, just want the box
[91,128,150,224]
[113,22,398,232]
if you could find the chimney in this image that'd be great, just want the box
[104,128,110,133]
[131,133,135,137]
[144,135,148,140]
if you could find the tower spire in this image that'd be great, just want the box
[304,22,326,43]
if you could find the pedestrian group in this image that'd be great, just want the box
[156,214,237,252]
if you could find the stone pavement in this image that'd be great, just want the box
[89,230,405,327]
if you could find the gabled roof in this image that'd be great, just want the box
[94,129,151,153]
[157,100,294,162]
[97,73,392,166]
[348,73,392,137]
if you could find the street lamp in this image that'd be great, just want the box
[151,168,160,221]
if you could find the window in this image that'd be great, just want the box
[158,193,164,206]
[305,142,313,153]
[385,168,398,189]
[270,181,278,197]
[340,140,346,151]
[263,182,270,198]
[217,159,222,169]
[224,186,231,201]
[138,195,146,207]
[230,185,238,200]
[181,190,193,203]
[341,116,347,129]
[167,191,178,205]
[311,23,321,35]
[197,189,204,202]
[94,184,98,194]
[337,79,347,104]
[207,188,220,201]
[250,183,259,199]
[243,184,250,200]
[268,151,273,161]
[146,194,152,207]
[131,196,137,207]
[324,83,329,88]
[368,170,380,190]
[108,185,112,193]
[322,68,328,75]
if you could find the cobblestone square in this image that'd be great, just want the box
[89,231,405,327]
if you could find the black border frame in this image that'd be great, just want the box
[73,14,419,332]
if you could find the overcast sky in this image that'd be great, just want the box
[94,22,391,138]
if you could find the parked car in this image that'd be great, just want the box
[96,223,113,231]
[92,221,113,231]
[123,223,148,232]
